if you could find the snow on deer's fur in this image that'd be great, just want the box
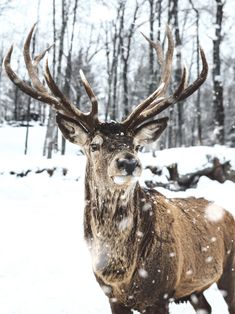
[4,24,235,314]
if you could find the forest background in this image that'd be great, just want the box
[0,0,234,157]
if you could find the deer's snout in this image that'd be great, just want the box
[116,154,139,175]
[108,153,142,185]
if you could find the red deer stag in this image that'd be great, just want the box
[4,25,235,314]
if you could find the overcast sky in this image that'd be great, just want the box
[1,0,235,78]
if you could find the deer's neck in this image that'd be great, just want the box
[84,162,142,283]
[85,163,136,217]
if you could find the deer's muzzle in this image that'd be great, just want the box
[116,155,138,175]
[109,153,142,186]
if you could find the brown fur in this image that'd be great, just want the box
[84,181,235,313]
[5,24,232,314]
[68,123,235,314]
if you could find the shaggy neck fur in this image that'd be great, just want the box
[83,160,153,286]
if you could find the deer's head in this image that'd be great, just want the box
[57,115,169,187]
[4,25,208,188]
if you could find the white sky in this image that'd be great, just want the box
[2,0,235,45]
[1,0,235,85]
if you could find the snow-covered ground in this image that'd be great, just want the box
[0,124,234,314]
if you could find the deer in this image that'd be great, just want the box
[4,24,235,314]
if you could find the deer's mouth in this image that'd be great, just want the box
[112,175,139,186]
[109,154,142,186]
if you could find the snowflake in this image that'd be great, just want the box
[138,268,148,278]
[204,203,225,223]
[186,269,193,276]
[205,256,213,263]
[142,203,152,211]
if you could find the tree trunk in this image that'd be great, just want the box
[24,97,31,155]
[103,1,126,120]
[121,1,140,118]
[25,11,38,154]
[55,0,69,152]
[104,27,112,121]
[172,0,184,147]
[156,0,162,41]
[43,0,69,158]
[61,0,78,155]
[148,0,155,95]
[111,1,125,120]
[43,110,57,158]
[167,0,175,148]
[14,84,19,121]
[189,0,202,145]
[213,0,224,144]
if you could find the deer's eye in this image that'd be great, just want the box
[135,145,142,152]
[90,143,100,152]
[108,144,116,152]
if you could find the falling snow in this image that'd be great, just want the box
[205,256,214,263]
[118,216,132,231]
[0,126,234,314]
[186,269,193,276]
[205,203,225,223]
[138,268,148,278]
[142,203,152,211]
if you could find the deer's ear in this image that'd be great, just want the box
[56,114,89,146]
[134,117,169,146]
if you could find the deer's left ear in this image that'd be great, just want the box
[56,114,89,146]
[133,117,169,146]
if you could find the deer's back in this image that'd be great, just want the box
[165,195,235,299]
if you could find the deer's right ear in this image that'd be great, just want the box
[133,117,169,145]
[56,114,89,146]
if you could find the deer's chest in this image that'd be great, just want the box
[95,258,176,312]
[90,228,178,311]
[89,221,135,283]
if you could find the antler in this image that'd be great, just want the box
[4,24,99,132]
[4,24,208,133]
[121,25,208,130]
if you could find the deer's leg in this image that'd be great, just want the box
[144,303,169,314]
[217,252,235,314]
[189,293,211,313]
[109,301,133,314]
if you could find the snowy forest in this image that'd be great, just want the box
[0,0,235,156]
[0,1,235,314]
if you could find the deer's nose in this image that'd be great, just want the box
[116,156,138,175]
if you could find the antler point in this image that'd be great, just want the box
[79,69,85,80]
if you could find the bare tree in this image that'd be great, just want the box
[25,0,41,155]
[111,1,125,120]
[213,0,225,144]
[43,0,70,158]
[120,1,141,117]
[189,0,203,145]
[104,1,125,120]
[146,0,163,96]
[166,0,176,148]
[61,0,79,155]
[104,25,112,121]
[43,0,58,158]
[71,25,101,113]
[13,58,20,121]
[2,0,235,151]
[148,0,155,95]
[171,0,184,147]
